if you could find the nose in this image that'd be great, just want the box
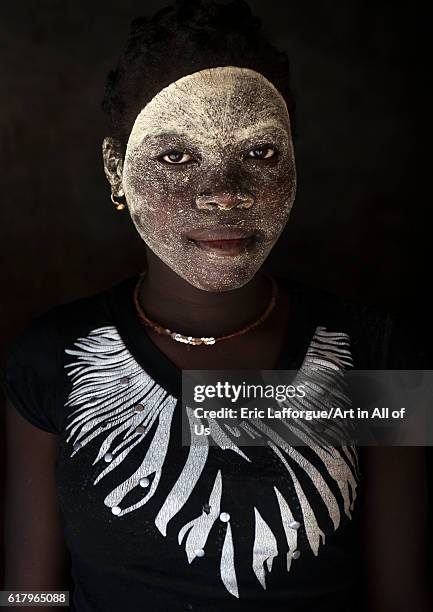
[195,188,254,210]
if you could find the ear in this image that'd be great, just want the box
[102,136,125,197]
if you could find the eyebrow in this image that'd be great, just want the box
[231,121,289,141]
[143,122,289,144]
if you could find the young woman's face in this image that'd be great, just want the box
[122,66,296,291]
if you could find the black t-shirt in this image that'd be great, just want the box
[0,273,424,612]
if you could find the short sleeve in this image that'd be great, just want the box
[0,309,62,434]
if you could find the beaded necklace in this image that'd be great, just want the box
[133,270,278,346]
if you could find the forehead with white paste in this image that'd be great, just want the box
[124,66,292,154]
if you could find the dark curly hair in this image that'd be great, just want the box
[102,0,297,153]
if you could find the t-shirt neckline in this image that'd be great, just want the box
[105,273,318,398]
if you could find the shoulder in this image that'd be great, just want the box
[278,273,389,332]
[1,275,136,433]
[5,286,109,363]
[5,274,138,359]
[277,274,425,369]
[2,275,135,389]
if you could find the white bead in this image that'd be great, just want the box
[111,506,121,515]
[104,452,113,462]
[289,520,301,530]
[194,548,205,558]
[139,477,150,488]
[291,550,301,559]
[73,442,81,451]
[219,512,230,522]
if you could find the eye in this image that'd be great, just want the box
[158,149,194,164]
[246,146,277,160]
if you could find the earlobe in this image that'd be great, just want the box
[102,136,125,197]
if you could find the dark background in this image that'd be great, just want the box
[0,0,431,586]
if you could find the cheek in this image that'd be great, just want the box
[252,157,296,214]
[124,163,195,234]
[124,152,195,200]
[130,204,184,240]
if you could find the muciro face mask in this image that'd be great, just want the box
[122,66,297,291]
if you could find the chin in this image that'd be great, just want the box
[178,266,259,293]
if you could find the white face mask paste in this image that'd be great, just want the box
[122,66,297,291]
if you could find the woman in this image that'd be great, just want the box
[2,1,431,611]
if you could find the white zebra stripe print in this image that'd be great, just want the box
[64,324,359,598]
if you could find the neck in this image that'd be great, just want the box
[138,248,272,338]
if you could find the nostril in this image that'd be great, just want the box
[195,192,254,210]
[236,196,254,209]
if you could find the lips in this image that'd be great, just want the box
[186,227,259,257]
